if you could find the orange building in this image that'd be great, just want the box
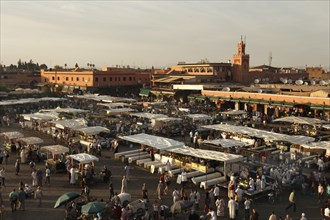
[41,67,151,91]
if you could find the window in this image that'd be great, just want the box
[95,77,98,82]
[57,77,60,80]
[129,77,132,81]
[71,77,73,81]
[118,77,121,81]
[123,77,126,81]
[76,77,79,81]
[44,79,47,82]
[82,77,85,82]
[110,77,112,81]
[103,77,106,82]
[66,77,69,81]
[52,76,55,80]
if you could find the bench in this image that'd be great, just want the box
[136,158,152,166]
[200,176,227,189]
[115,149,142,159]
[191,172,222,185]
[128,154,150,164]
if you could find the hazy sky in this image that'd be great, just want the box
[1,1,329,69]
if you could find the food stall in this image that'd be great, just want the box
[40,145,70,173]
[16,137,44,163]
[67,153,99,185]
[201,138,250,153]
[0,131,24,151]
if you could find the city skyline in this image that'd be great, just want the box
[1,1,329,69]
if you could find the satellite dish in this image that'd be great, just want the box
[270,85,275,88]
[295,80,303,85]
[320,80,326,86]
[304,82,308,85]
[254,79,260,84]
[311,80,316,85]
[258,89,263,93]
[280,77,283,81]
[283,79,288,84]
[222,87,230,92]
[288,79,292,84]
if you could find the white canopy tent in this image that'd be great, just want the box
[220,110,247,115]
[40,107,88,114]
[75,126,110,136]
[53,118,87,130]
[186,114,213,122]
[322,124,330,130]
[17,137,44,145]
[301,141,330,156]
[21,112,59,121]
[119,133,184,151]
[202,124,315,145]
[130,112,168,120]
[106,108,135,114]
[40,145,70,155]
[202,139,249,148]
[0,97,66,106]
[274,116,326,125]
[0,131,24,140]
[97,102,130,109]
[68,153,99,163]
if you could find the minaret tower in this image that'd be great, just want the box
[232,36,250,83]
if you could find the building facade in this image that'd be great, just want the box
[41,67,151,91]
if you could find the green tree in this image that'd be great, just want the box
[40,64,48,70]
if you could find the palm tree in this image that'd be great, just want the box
[87,63,90,69]
[92,64,95,69]
[64,63,67,70]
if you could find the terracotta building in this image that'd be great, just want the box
[41,67,151,91]
[0,68,40,88]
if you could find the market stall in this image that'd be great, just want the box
[16,137,44,163]
[201,139,250,153]
[67,153,99,185]
[40,145,70,173]
[185,114,213,125]
[0,131,24,152]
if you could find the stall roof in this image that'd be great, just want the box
[73,94,135,103]
[0,97,66,106]
[130,112,168,119]
[153,117,182,122]
[220,110,247,115]
[17,137,44,145]
[21,112,59,121]
[186,114,213,121]
[0,131,24,139]
[274,116,326,125]
[301,141,330,149]
[119,133,184,150]
[40,107,88,114]
[167,146,244,163]
[69,153,99,163]
[202,124,315,145]
[76,126,110,135]
[202,139,249,148]
[97,102,130,109]
[53,118,87,130]
[323,124,330,130]
[40,145,69,155]
[106,108,135,114]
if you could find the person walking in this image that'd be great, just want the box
[9,189,18,212]
[285,189,296,212]
[44,166,51,186]
[109,180,114,200]
[300,213,307,220]
[228,197,235,220]
[157,181,163,201]
[215,196,225,218]
[34,186,43,206]
[142,183,148,203]
[244,197,251,220]
[269,211,277,220]
[17,187,26,211]
[0,168,5,186]
[15,159,20,175]
[124,164,131,182]
[121,176,127,194]
[250,208,260,220]
[172,188,179,204]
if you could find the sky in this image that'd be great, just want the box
[0,1,329,69]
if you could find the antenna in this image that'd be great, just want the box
[244,35,246,44]
[268,52,272,66]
